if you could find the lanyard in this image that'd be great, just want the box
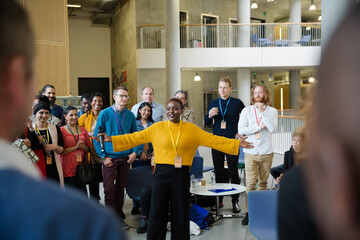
[219,97,231,120]
[112,109,126,134]
[168,120,181,156]
[253,106,266,126]
[35,124,49,145]
[66,125,79,143]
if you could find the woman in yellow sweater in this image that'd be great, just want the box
[95,98,253,240]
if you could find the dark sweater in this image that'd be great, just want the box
[204,97,245,138]
[278,165,320,240]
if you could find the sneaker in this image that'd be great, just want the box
[136,217,148,234]
[119,218,129,230]
[210,202,223,211]
[232,201,241,213]
[131,206,140,215]
[241,213,249,225]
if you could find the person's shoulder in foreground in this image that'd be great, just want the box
[0,169,127,240]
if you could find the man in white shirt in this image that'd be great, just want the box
[238,83,278,225]
[131,86,165,122]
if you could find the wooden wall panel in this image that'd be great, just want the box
[35,43,69,96]
[23,0,67,44]
[21,0,70,96]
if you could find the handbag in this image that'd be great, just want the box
[76,151,103,184]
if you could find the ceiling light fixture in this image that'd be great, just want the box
[67,4,81,8]
[309,0,316,11]
[309,77,315,83]
[194,73,201,82]
[267,0,275,2]
[318,15,322,21]
[251,1,258,9]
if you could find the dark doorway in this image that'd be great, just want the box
[180,11,187,48]
[78,77,110,108]
[202,15,218,48]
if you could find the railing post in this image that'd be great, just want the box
[140,27,143,49]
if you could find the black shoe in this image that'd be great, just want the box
[120,210,126,219]
[232,201,241,213]
[210,202,223,211]
[131,207,140,215]
[136,217,148,234]
[241,213,249,225]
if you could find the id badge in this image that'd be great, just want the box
[221,121,227,129]
[76,151,82,163]
[254,132,260,139]
[46,154,52,165]
[174,155,182,168]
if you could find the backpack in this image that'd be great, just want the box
[189,204,214,229]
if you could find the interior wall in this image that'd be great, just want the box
[68,18,111,96]
[111,0,138,107]
[21,0,70,96]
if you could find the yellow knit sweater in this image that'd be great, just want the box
[112,121,240,166]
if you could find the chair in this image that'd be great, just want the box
[295,34,311,46]
[126,166,153,201]
[251,34,273,47]
[274,39,291,47]
[247,190,279,240]
[238,147,246,185]
[190,156,204,180]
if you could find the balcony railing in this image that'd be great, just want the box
[138,22,321,49]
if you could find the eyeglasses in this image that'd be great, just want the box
[115,94,130,99]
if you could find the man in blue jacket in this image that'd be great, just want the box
[0,1,127,239]
[94,86,139,224]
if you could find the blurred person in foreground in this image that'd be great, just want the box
[278,5,360,240]
[0,1,126,239]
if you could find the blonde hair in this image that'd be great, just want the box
[219,76,232,87]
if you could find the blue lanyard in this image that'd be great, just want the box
[112,109,126,134]
[219,97,231,120]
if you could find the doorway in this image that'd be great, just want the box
[78,77,110,108]
[201,14,219,48]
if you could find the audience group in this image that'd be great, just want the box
[18,73,276,238]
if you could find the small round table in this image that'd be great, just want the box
[190,183,246,221]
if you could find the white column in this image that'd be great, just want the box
[321,0,358,50]
[237,69,251,106]
[289,70,301,109]
[289,0,302,44]
[165,0,181,99]
[237,0,250,47]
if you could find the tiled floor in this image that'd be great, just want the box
[97,146,284,240]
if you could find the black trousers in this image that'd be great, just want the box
[147,164,190,240]
[88,183,100,201]
[211,149,240,203]
[140,184,152,217]
[270,164,284,180]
